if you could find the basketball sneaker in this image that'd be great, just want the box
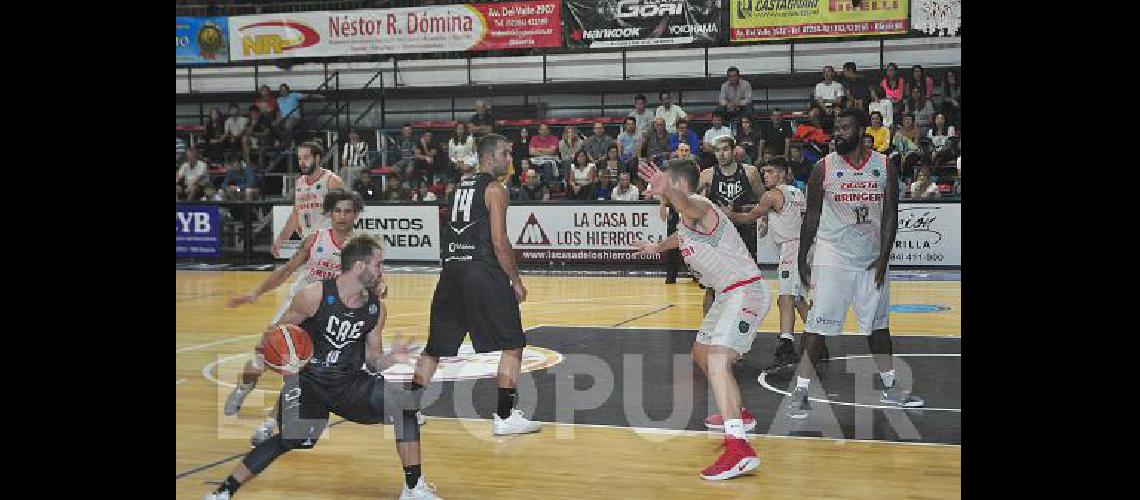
[762,338,798,372]
[786,386,811,420]
[492,409,542,435]
[399,477,443,500]
[704,408,757,431]
[700,437,760,480]
[203,491,230,500]
[881,385,925,407]
[224,383,254,416]
[250,417,276,447]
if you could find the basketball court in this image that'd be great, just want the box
[176,269,961,499]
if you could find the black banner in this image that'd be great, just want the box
[565,0,724,49]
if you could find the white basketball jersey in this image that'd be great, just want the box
[676,194,762,292]
[815,151,888,270]
[301,228,347,284]
[294,169,334,238]
[768,184,806,244]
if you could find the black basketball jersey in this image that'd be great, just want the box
[709,164,756,212]
[443,173,500,268]
[299,279,382,386]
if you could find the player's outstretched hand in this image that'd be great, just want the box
[512,280,528,304]
[227,293,257,308]
[632,239,658,256]
[389,330,413,365]
[270,238,284,258]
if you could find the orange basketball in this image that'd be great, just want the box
[260,324,314,375]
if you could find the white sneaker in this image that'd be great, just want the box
[224,383,254,416]
[250,417,276,447]
[203,491,230,500]
[399,477,442,500]
[492,409,542,435]
[418,411,427,426]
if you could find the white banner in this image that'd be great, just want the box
[272,205,440,261]
[755,202,961,267]
[507,203,668,263]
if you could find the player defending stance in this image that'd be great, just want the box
[407,133,542,435]
[634,158,771,481]
[788,109,924,420]
[271,141,344,257]
[205,235,441,500]
[719,158,812,372]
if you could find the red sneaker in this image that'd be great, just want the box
[703,408,757,431]
[700,437,760,481]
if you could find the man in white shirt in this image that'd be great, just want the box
[176,146,210,200]
[628,94,654,134]
[701,113,734,169]
[813,66,845,109]
[655,91,688,133]
[716,67,753,130]
[223,103,250,159]
[611,172,640,201]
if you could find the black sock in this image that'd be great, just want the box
[403,464,422,489]
[497,387,517,419]
[216,476,242,495]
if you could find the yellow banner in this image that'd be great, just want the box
[730,0,909,41]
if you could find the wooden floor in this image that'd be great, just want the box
[177,271,961,499]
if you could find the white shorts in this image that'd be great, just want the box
[805,264,890,336]
[776,240,807,298]
[697,280,772,356]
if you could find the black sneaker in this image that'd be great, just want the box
[763,337,798,372]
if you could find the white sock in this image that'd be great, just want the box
[779,332,794,341]
[880,370,897,388]
[724,419,746,439]
[796,376,811,389]
[262,416,276,427]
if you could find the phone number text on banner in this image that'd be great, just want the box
[229,1,561,61]
[730,0,908,41]
[508,203,667,264]
[272,205,441,261]
[565,0,723,49]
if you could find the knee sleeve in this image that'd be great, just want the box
[394,409,421,443]
[242,435,295,475]
[867,328,893,355]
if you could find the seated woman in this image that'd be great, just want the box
[565,150,597,201]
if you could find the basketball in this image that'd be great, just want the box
[260,324,313,375]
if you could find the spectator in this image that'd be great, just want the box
[393,124,424,185]
[717,66,753,128]
[866,111,891,153]
[352,172,384,202]
[583,122,614,164]
[906,65,936,100]
[384,179,408,201]
[222,103,249,160]
[447,122,475,179]
[839,62,870,111]
[558,126,584,169]
[176,146,209,201]
[470,98,494,137]
[787,144,812,187]
[862,134,876,152]
[792,107,831,163]
[925,112,958,166]
[734,115,762,163]
[909,167,940,200]
[638,116,672,166]
[511,127,531,187]
[668,119,701,158]
[529,123,561,186]
[674,142,693,161]
[591,172,614,200]
[600,144,623,183]
[940,70,961,127]
[701,113,733,160]
[761,109,793,158]
[611,172,640,201]
[655,91,688,133]
[566,150,596,200]
[276,83,324,144]
[814,65,845,110]
[881,62,907,123]
[616,117,640,163]
[891,113,922,179]
[253,85,278,120]
[342,129,371,190]
[518,168,551,201]
[416,131,445,186]
[204,107,226,162]
[905,86,936,136]
[242,106,272,165]
[220,161,259,201]
[732,145,752,166]
[628,94,654,134]
[413,186,438,202]
[867,85,894,129]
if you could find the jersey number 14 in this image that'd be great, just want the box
[452,188,475,222]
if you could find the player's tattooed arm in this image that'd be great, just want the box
[633,233,680,255]
[798,159,826,288]
[722,189,778,224]
[745,164,765,202]
[870,161,899,288]
[274,282,321,328]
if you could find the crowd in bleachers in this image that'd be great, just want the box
[176,61,960,204]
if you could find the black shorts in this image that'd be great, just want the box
[276,370,388,446]
[425,262,526,357]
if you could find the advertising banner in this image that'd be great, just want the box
[177,17,230,64]
[273,205,441,261]
[565,0,723,49]
[508,203,668,264]
[730,0,909,42]
[176,205,221,257]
